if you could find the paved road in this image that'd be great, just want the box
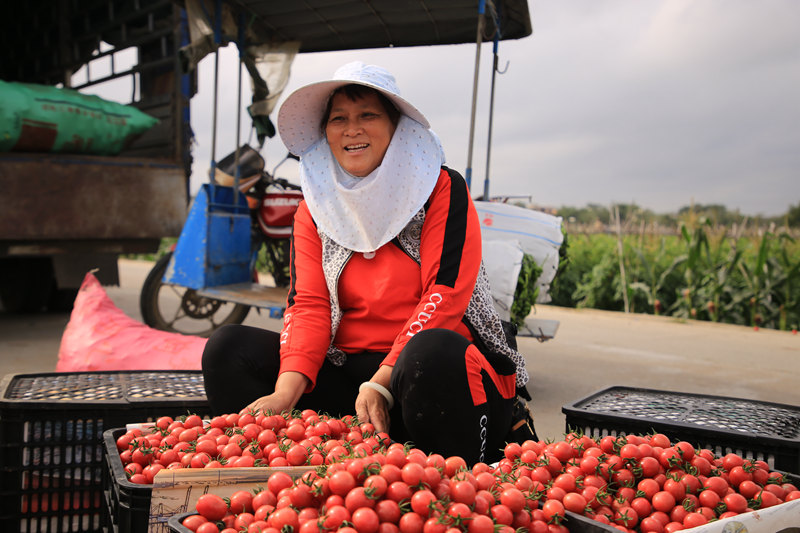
[1,258,798,441]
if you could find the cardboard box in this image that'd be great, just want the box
[148,467,314,533]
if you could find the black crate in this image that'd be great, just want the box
[166,512,194,533]
[563,386,800,473]
[103,428,155,533]
[0,371,211,533]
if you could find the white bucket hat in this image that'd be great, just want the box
[278,61,430,156]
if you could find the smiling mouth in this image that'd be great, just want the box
[344,143,369,152]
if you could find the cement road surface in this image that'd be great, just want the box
[1,258,798,442]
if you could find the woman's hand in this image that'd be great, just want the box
[246,371,309,415]
[246,390,295,416]
[355,366,394,434]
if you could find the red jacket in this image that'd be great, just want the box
[279,168,482,389]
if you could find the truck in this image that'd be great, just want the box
[0,0,193,312]
[0,0,532,313]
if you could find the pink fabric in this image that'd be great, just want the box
[56,272,206,371]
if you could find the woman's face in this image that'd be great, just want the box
[324,91,397,177]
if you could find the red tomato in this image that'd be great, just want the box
[757,489,781,508]
[285,444,309,466]
[690,455,713,477]
[562,492,587,514]
[614,506,639,528]
[697,489,720,508]
[639,516,664,533]
[328,470,357,497]
[637,478,660,500]
[499,487,526,513]
[552,473,577,493]
[651,491,676,513]
[490,504,514,526]
[195,523,219,533]
[703,476,729,497]
[658,448,682,470]
[673,441,695,461]
[386,481,413,503]
[351,508,380,533]
[738,480,761,499]
[451,480,477,505]
[550,441,574,463]
[541,499,565,524]
[398,511,424,533]
[639,456,661,478]
[619,443,641,462]
[682,512,708,528]
[323,505,350,530]
[234,513,255,531]
[195,493,228,521]
[228,490,253,514]
[467,514,495,533]
[181,514,209,532]
[504,442,522,461]
[444,456,468,478]
[376,499,402,524]
[183,414,203,429]
[727,465,752,487]
[630,496,651,519]
[345,487,375,513]
[401,462,426,486]
[410,489,436,518]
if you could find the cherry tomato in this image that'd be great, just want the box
[181,514,209,532]
[541,499,565,524]
[562,492,587,514]
[352,508,380,533]
[651,491,676,513]
[195,493,228,521]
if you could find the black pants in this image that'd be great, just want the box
[201,326,515,464]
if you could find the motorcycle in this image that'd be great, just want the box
[139,145,302,337]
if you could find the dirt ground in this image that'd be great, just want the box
[0,258,798,441]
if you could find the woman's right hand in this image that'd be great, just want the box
[246,391,295,415]
[246,371,309,415]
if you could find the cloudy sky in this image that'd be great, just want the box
[185,0,799,217]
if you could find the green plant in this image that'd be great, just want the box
[509,254,543,328]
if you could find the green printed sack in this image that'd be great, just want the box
[0,80,158,155]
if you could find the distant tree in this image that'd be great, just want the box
[787,203,800,228]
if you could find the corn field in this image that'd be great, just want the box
[548,221,800,331]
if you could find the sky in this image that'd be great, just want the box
[86,1,800,217]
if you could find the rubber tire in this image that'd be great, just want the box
[139,252,250,337]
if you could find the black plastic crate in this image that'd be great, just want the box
[103,428,155,533]
[0,371,211,533]
[166,512,193,533]
[563,386,800,473]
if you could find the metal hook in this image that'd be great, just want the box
[497,59,510,74]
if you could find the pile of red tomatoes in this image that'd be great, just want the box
[113,409,799,532]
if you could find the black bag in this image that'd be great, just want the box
[506,393,539,443]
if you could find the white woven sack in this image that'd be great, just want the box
[475,201,564,303]
[481,240,524,322]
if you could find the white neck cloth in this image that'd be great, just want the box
[299,115,442,252]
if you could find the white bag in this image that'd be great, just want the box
[475,201,564,304]
[481,240,524,322]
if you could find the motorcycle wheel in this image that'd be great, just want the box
[140,252,250,337]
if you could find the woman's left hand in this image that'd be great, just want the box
[355,366,394,434]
